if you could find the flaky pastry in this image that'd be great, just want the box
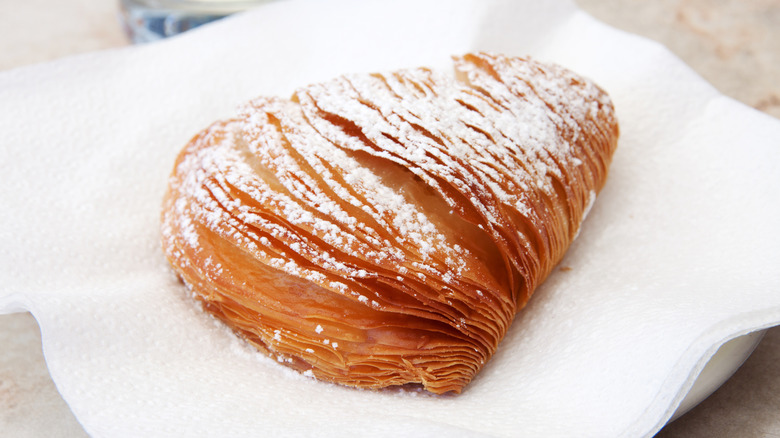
[161,53,619,394]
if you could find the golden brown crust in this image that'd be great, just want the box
[161,52,619,394]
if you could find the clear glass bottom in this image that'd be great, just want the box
[119,0,276,43]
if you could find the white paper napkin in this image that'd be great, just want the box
[1,0,779,436]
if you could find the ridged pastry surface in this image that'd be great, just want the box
[161,53,619,394]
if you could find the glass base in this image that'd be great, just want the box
[119,0,275,43]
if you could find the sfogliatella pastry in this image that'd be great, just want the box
[161,52,619,394]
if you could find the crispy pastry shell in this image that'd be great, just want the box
[161,53,619,394]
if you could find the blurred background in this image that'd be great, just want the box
[1,1,778,437]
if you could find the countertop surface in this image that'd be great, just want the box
[1,1,779,437]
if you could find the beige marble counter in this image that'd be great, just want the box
[1,1,778,436]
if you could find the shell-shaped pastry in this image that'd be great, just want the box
[161,53,619,394]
